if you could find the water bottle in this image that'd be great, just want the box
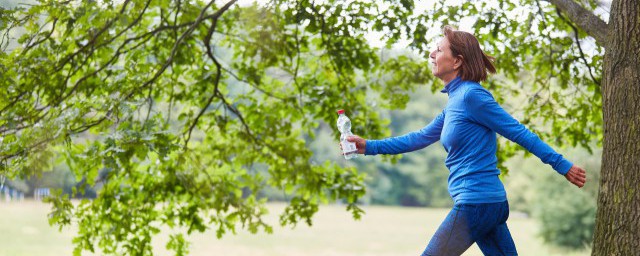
[337,109,358,160]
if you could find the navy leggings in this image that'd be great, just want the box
[421,201,518,256]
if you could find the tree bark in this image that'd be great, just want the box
[592,0,640,254]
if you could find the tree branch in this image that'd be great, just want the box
[1,12,32,51]
[2,1,233,136]
[123,0,229,102]
[21,18,58,54]
[0,91,28,115]
[220,65,291,101]
[51,0,152,108]
[555,7,601,86]
[54,0,132,72]
[6,13,153,133]
[0,135,55,162]
[1,22,158,135]
[144,83,154,124]
[308,3,347,88]
[70,110,113,134]
[217,91,256,143]
[290,16,305,114]
[546,0,608,45]
[184,0,238,147]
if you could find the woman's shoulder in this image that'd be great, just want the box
[461,81,491,94]
[461,82,496,104]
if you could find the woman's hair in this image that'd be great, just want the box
[443,25,496,82]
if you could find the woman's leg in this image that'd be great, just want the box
[475,223,518,255]
[422,201,518,255]
[421,204,475,256]
[474,201,518,255]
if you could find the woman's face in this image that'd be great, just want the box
[429,37,460,83]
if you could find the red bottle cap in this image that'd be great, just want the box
[337,109,345,115]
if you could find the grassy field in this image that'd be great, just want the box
[0,201,589,256]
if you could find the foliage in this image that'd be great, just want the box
[304,54,451,208]
[0,0,430,254]
[532,147,600,249]
[534,182,596,249]
[505,146,600,249]
[355,84,452,208]
[1,0,607,254]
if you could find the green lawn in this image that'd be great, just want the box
[0,201,589,256]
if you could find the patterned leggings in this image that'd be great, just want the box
[421,201,518,256]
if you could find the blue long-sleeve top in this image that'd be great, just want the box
[365,77,573,204]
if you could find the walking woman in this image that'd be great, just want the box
[345,26,587,255]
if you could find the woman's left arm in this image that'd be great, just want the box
[464,88,586,187]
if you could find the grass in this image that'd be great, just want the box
[0,201,590,256]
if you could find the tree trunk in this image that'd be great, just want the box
[592,0,640,254]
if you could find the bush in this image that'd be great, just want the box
[505,146,600,249]
[533,180,596,248]
[530,148,600,249]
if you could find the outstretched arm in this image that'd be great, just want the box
[363,111,445,155]
[465,88,586,188]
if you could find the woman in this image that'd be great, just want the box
[345,26,587,255]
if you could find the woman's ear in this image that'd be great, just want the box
[454,55,464,70]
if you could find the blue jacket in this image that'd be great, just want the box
[365,77,573,204]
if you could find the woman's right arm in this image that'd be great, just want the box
[363,111,445,155]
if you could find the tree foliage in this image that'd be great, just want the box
[504,146,601,249]
[0,0,430,254]
[1,0,610,254]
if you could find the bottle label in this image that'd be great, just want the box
[341,141,358,154]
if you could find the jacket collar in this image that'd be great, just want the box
[440,76,463,94]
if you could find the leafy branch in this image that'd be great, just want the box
[184,0,239,147]
[554,7,601,85]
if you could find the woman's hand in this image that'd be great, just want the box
[565,165,587,188]
[339,135,367,155]
[346,136,366,154]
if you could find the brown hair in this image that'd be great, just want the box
[443,25,496,82]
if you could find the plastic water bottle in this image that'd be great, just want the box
[337,109,358,160]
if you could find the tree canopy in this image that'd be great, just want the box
[0,0,612,255]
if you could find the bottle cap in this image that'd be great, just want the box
[337,109,345,115]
